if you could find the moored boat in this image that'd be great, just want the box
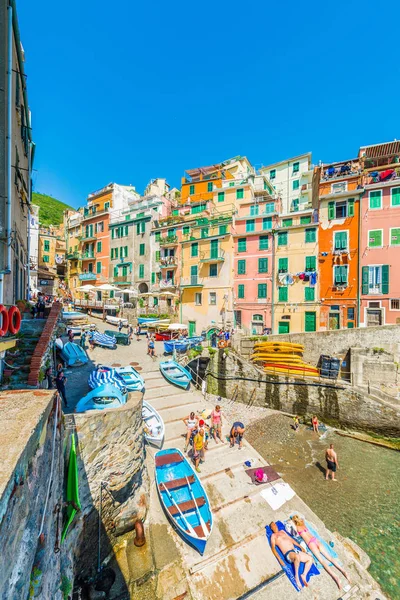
[155,331,172,341]
[75,384,127,413]
[88,365,144,393]
[60,342,89,367]
[142,400,164,447]
[115,366,145,393]
[90,331,117,349]
[155,448,213,555]
[159,360,191,390]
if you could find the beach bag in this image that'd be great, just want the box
[255,469,268,483]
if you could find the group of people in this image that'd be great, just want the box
[182,405,246,473]
[292,415,339,481]
[210,329,232,349]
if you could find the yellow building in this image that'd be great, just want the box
[38,226,66,295]
[65,210,83,295]
[273,208,320,333]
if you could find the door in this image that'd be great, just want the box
[329,312,340,329]
[188,321,196,336]
[278,321,290,334]
[366,309,382,327]
[210,239,219,259]
[252,322,263,335]
[305,311,316,332]
[190,265,198,285]
[234,310,242,327]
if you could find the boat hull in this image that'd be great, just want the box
[159,360,191,390]
[61,342,89,366]
[143,400,164,447]
[75,383,127,413]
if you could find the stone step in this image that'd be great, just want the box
[144,385,192,401]
[161,401,205,424]
[149,393,200,411]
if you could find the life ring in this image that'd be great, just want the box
[0,305,8,337]
[218,339,228,349]
[8,306,21,335]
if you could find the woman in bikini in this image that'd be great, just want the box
[292,515,350,589]
[312,415,320,435]
[183,412,198,452]
[211,405,223,443]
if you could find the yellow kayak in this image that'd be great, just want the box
[263,363,319,377]
[254,342,304,350]
[252,356,305,364]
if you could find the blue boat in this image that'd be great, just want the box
[137,317,159,324]
[60,342,89,367]
[90,331,116,349]
[163,340,190,354]
[75,384,127,413]
[159,360,191,390]
[88,365,144,393]
[155,448,213,555]
[115,366,145,393]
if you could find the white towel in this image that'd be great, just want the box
[259,483,296,510]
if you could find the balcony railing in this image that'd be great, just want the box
[180,276,204,288]
[79,272,97,281]
[159,257,178,268]
[159,235,178,246]
[110,275,131,284]
[200,249,225,263]
[66,251,81,260]
[81,252,95,260]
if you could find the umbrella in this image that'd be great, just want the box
[168,323,186,330]
[97,284,121,291]
[139,292,153,297]
[159,291,177,297]
[114,288,138,296]
[76,285,96,291]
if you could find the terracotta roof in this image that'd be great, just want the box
[186,164,222,178]
[363,141,400,159]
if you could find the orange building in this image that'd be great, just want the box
[318,159,364,329]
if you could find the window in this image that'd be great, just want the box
[209,264,217,277]
[155,231,161,242]
[124,225,129,236]
[229,182,235,187]
[300,216,311,224]
[390,299,400,310]
[238,238,247,252]
[139,243,145,255]
[258,284,267,298]
[139,264,144,278]
[43,255,49,263]
[44,240,50,251]
[293,162,299,173]
[259,235,268,250]
[104,202,110,211]
[305,256,316,271]
[305,312,316,332]
[153,297,158,306]
[278,286,288,302]
[334,231,348,250]
[218,191,225,202]
[282,218,293,227]
[250,205,259,216]
[195,292,202,305]
[369,190,382,210]
[183,225,190,236]
[390,228,400,245]
[238,284,245,299]
[207,182,213,192]
[278,258,288,272]
[258,258,268,273]
[329,200,352,219]
[334,265,348,286]
[391,188,400,206]
[368,230,383,247]
[236,188,244,199]
[189,184,195,195]
[305,287,315,301]
[151,272,156,284]
[332,181,347,194]
[246,219,255,233]
[305,228,316,243]
[277,231,288,246]
[262,217,272,230]
[292,180,299,190]
[96,261,102,274]
[201,228,209,238]
[238,259,246,274]
[114,247,119,258]
[219,225,227,235]
[191,242,198,257]
[136,221,145,234]
[291,198,299,212]
[209,292,216,305]
[111,229,115,239]
[362,265,389,295]
[113,266,118,277]
[155,250,161,261]
[270,169,276,179]
[265,203,275,214]
[97,241,102,253]
[348,307,355,320]
[123,246,128,257]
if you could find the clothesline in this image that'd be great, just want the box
[277,271,318,286]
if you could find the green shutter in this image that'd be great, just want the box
[114,266,118,277]
[96,261,102,274]
[347,198,355,216]
[334,231,348,250]
[140,243,145,255]
[277,231,288,246]
[218,191,225,202]
[300,216,311,224]
[305,228,316,243]
[278,257,288,272]
[305,256,316,271]
[183,226,190,235]
[97,241,102,252]
[390,228,400,245]
[362,266,369,295]
[246,219,255,232]
[189,184,195,195]
[238,259,246,274]
[219,225,227,235]
[115,247,119,258]
[292,180,299,190]
[258,284,267,298]
[282,218,293,227]
[305,287,315,301]
[238,238,247,252]
[328,201,335,220]
[262,217,272,230]
[207,182,213,192]
[259,235,268,250]
[125,246,128,257]
[236,188,244,199]
[278,286,288,302]
[368,230,382,247]
[191,243,198,257]
[258,258,268,273]
[155,250,161,261]
[391,188,400,206]
[305,312,316,332]
[155,231,161,241]
[238,284,245,299]
[151,272,156,284]
[139,264,144,278]
[111,248,114,259]
[382,265,389,294]
[369,191,381,209]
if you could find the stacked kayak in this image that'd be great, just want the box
[251,341,319,377]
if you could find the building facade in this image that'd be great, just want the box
[260,153,313,215]
[28,204,39,294]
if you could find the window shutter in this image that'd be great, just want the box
[362,266,369,294]
[114,266,118,277]
[155,250,161,261]
[328,201,335,220]
[111,248,114,259]
[342,232,348,249]
[238,284,244,299]
[347,198,355,216]
[382,265,389,294]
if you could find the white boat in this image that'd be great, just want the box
[142,400,164,448]
[105,315,129,327]
[62,311,88,322]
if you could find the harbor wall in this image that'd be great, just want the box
[207,350,400,436]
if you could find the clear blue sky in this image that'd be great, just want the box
[19,0,400,208]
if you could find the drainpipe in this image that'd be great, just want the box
[357,191,364,326]
[271,230,275,333]
[2,3,13,291]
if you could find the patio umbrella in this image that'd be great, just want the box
[76,285,96,291]
[97,284,121,291]
[159,291,177,297]
[168,323,186,330]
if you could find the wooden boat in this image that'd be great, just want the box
[62,310,87,321]
[155,331,172,341]
[60,342,89,366]
[142,400,164,448]
[115,366,145,393]
[75,384,127,413]
[159,360,192,390]
[105,315,128,327]
[163,339,190,354]
[155,448,213,555]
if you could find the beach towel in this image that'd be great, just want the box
[287,516,339,569]
[245,465,280,485]
[266,521,319,591]
[260,483,296,510]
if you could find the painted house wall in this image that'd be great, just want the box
[261,153,312,215]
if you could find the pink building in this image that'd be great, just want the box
[233,177,280,334]
[359,141,400,326]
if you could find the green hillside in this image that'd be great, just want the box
[32,192,74,227]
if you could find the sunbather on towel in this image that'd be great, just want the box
[292,516,350,590]
[269,522,314,589]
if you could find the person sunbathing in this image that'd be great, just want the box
[269,522,314,589]
[292,515,350,590]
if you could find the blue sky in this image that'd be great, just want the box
[19,0,400,208]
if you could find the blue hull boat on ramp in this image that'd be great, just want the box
[75,383,127,413]
[155,448,213,555]
[159,360,191,390]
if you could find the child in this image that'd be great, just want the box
[293,415,300,432]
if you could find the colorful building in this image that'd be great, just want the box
[65,210,83,296]
[318,158,363,330]
[233,174,279,334]
[38,226,65,296]
[359,141,400,326]
[260,153,313,215]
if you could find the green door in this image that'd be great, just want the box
[188,321,196,337]
[305,311,316,332]
[190,265,198,285]
[278,321,290,334]
[210,239,219,259]
[329,312,340,330]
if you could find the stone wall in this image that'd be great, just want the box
[0,390,65,600]
[350,347,399,387]
[206,349,400,436]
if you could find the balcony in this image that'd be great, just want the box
[81,252,95,260]
[79,272,97,281]
[79,234,97,242]
[66,251,81,260]
[180,277,204,288]
[200,249,225,263]
[159,257,178,268]
[159,235,178,247]
[110,275,131,285]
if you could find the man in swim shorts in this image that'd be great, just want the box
[325,443,339,481]
[230,422,245,449]
[269,522,314,590]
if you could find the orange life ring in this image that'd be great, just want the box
[8,306,21,335]
[0,305,9,337]
[218,339,228,349]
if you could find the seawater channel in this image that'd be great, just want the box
[246,415,400,600]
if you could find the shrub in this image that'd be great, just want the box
[208,348,217,357]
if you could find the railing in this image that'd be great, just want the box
[160,279,176,289]
[180,277,204,287]
[159,235,178,246]
[81,252,95,260]
[110,275,131,284]
[78,272,97,280]
[66,251,80,260]
[159,257,178,268]
[80,234,97,242]
[200,249,225,262]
